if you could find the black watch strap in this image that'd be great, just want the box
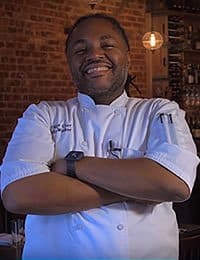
[65,151,84,178]
[66,160,76,178]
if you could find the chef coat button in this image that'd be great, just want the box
[117,224,124,230]
[81,141,88,146]
[114,109,121,115]
[75,224,83,230]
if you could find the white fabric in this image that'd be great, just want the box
[1,91,199,259]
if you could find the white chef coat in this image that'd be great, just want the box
[1,91,199,259]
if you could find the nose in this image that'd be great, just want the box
[85,45,104,62]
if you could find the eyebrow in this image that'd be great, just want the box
[72,34,115,47]
[72,39,86,47]
[100,34,114,41]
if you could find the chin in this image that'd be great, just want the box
[88,86,113,96]
[79,82,109,93]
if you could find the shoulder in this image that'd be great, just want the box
[127,96,182,114]
[37,96,78,112]
[24,97,78,116]
[22,97,79,126]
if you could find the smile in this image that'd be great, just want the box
[86,66,110,75]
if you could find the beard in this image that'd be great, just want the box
[72,66,128,104]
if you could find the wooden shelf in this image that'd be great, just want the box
[149,9,200,18]
[146,0,200,18]
[152,76,169,80]
[183,49,200,53]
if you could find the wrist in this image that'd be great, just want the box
[51,159,67,175]
[65,151,84,178]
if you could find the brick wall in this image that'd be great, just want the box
[0,0,148,163]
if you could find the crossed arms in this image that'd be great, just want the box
[2,156,190,215]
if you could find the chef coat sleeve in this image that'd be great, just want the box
[1,102,55,193]
[144,99,200,192]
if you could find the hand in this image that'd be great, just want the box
[51,159,66,175]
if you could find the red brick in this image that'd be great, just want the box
[0,0,147,164]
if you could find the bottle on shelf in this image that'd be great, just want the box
[185,25,193,49]
[168,45,183,54]
[182,85,199,111]
[166,0,200,13]
[167,0,185,11]
[169,64,182,78]
[194,64,200,84]
[183,64,200,85]
[185,1,193,12]
[168,21,184,30]
[182,86,190,109]
[196,64,200,84]
[151,1,200,154]
[193,30,200,50]
[168,15,184,43]
[187,64,195,84]
[168,30,184,37]
[168,55,183,64]
[191,115,200,138]
[194,85,200,110]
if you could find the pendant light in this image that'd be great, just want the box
[142,31,164,51]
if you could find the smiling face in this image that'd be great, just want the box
[67,17,130,104]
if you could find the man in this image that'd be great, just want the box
[1,13,199,259]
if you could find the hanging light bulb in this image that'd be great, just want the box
[142,31,163,51]
[150,32,156,47]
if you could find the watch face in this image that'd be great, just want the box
[66,151,84,161]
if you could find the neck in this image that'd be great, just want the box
[90,90,124,105]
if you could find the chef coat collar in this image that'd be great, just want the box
[77,91,129,109]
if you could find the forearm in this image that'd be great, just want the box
[2,172,128,215]
[76,157,190,202]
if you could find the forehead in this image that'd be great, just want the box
[69,18,124,45]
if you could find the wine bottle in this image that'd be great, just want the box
[185,25,193,49]
[193,30,200,50]
[187,64,195,84]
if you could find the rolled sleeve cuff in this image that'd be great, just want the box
[1,161,50,193]
[144,143,200,192]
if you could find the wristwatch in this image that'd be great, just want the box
[65,151,84,178]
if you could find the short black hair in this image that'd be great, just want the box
[65,13,130,55]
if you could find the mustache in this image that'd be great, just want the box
[80,58,113,73]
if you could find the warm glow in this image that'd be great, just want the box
[150,33,156,47]
[142,31,164,50]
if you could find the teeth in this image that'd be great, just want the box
[86,67,109,74]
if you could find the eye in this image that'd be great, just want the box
[102,44,114,49]
[74,48,87,55]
